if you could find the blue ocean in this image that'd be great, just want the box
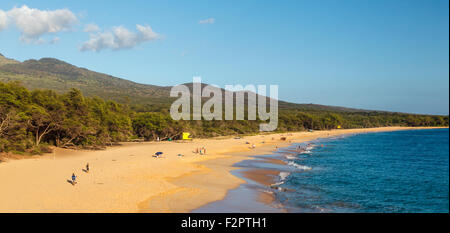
[277,129,449,213]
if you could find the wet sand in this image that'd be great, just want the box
[241,169,281,186]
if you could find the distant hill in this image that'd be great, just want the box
[0,53,373,113]
[0,54,172,106]
[0,53,20,66]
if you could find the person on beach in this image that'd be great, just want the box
[71,173,77,185]
[86,163,89,173]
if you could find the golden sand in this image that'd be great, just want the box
[0,127,444,213]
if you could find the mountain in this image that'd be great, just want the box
[0,53,20,66]
[0,54,172,107]
[0,53,371,113]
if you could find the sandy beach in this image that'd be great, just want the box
[0,126,444,213]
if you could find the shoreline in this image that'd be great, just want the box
[0,127,446,213]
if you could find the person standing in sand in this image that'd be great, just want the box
[86,163,89,173]
[71,173,77,185]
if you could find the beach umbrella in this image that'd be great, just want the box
[155,152,163,155]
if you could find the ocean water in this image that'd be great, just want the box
[277,129,449,213]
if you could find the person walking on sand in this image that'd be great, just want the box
[71,173,77,185]
[86,163,90,173]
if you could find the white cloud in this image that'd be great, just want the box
[84,23,99,32]
[80,24,160,52]
[0,10,8,31]
[34,38,46,45]
[199,18,215,24]
[50,37,60,44]
[0,5,78,43]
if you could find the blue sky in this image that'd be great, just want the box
[0,0,448,115]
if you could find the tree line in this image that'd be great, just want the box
[1,81,448,154]
[0,82,131,154]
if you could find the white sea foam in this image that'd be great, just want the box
[260,189,274,195]
[285,155,297,160]
[279,171,290,181]
[270,172,291,187]
[288,161,312,170]
[271,181,284,186]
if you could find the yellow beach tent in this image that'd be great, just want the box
[182,132,192,140]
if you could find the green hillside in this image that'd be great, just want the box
[0,54,172,107]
